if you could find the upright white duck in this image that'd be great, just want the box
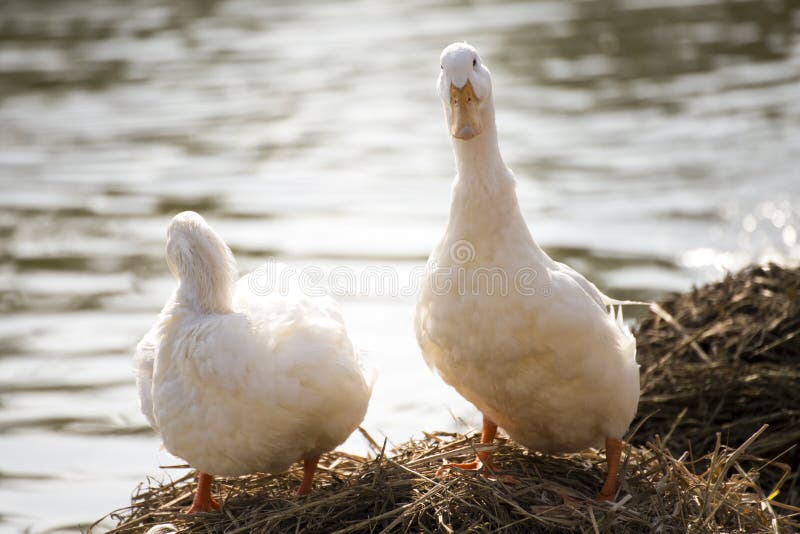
[415,43,640,501]
[135,211,371,513]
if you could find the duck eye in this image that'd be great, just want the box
[440,64,443,70]
[473,58,477,68]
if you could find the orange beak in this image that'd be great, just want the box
[449,80,482,140]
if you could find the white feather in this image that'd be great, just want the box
[134,212,371,476]
[416,44,640,453]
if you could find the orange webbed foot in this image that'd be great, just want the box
[185,472,221,514]
[597,489,615,502]
[185,497,221,514]
[436,455,519,484]
[436,416,518,483]
[436,458,482,477]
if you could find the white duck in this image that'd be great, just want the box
[135,211,371,513]
[415,43,640,501]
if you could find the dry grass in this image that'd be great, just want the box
[96,263,800,533]
[634,263,800,506]
[96,427,799,533]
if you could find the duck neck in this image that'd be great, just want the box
[452,103,506,182]
[170,249,237,315]
[175,278,233,315]
[448,102,523,235]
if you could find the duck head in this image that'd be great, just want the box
[166,211,238,313]
[438,42,493,141]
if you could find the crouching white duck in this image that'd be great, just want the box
[135,211,372,513]
[415,43,640,501]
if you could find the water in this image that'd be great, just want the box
[1,0,799,531]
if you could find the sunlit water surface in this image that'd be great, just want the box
[1,0,799,531]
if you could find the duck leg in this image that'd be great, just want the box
[297,454,320,496]
[597,437,623,501]
[185,472,221,514]
[437,415,497,473]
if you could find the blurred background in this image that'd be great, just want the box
[0,0,798,531]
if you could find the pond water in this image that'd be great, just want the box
[1,0,798,531]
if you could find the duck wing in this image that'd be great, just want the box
[134,322,160,431]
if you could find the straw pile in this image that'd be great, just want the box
[634,263,800,506]
[99,428,795,533]
[97,263,800,532]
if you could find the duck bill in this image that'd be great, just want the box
[449,81,482,140]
